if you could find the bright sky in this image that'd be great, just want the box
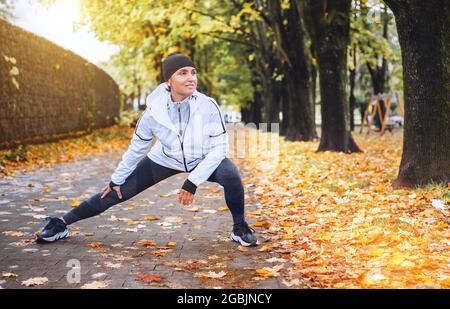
[11,0,118,64]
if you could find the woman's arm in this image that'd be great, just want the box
[182,100,228,194]
[110,108,154,186]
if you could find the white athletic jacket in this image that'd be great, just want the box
[110,83,229,193]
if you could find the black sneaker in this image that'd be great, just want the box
[231,221,259,247]
[36,217,69,244]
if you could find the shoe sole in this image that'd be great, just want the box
[36,229,69,244]
[230,232,259,247]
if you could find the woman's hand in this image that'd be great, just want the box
[101,184,123,199]
[177,188,194,205]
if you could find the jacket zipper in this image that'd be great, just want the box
[178,104,188,172]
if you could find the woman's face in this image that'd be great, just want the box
[167,66,197,99]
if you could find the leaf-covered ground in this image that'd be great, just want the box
[1,126,448,288]
[236,130,450,288]
[0,126,133,177]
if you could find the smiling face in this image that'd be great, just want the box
[166,66,197,102]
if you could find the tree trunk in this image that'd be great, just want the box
[302,0,361,152]
[349,45,357,131]
[311,56,317,131]
[269,0,317,141]
[137,84,145,111]
[365,3,389,95]
[253,16,281,126]
[384,0,450,187]
[245,72,263,124]
[280,80,289,135]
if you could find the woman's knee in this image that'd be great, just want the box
[216,159,243,186]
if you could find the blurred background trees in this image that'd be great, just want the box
[5,0,448,187]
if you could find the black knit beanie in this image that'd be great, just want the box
[162,53,196,81]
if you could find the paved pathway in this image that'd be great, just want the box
[0,151,283,289]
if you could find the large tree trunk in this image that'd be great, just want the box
[302,0,361,152]
[384,0,450,187]
[267,0,317,141]
[253,15,281,126]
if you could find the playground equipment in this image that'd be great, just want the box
[360,92,403,135]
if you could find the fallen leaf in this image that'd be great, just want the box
[135,274,163,283]
[203,209,217,214]
[21,277,48,287]
[91,273,107,279]
[80,281,108,289]
[257,245,273,252]
[87,242,104,249]
[252,221,271,228]
[184,206,200,212]
[164,216,184,223]
[144,216,160,221]
[157,222,172,227]
[128,219,145,225]
[104,262,121,269]
[238,246,249,252]
[71,199,80,208]
[152,251,165,257]
[137,240,157,247]
[3,231,25,237]
[255,265,283,278]
[195,271,227,279]
[2,272,18,278]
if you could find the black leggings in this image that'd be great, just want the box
[62,157,245,225]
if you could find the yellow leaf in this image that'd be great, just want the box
[257,245,273,252]
[255,266,284,278]
[152,251,165,257]
[88,242,104,249]
[390,252,405,266]
[252,221,271,228]
[369,247,385,257]
[137,240,156,247]
[71,199,80,208]
[7,231,25,237]
[9,66,19,76]
[166,242,177,247]
[11,77,20,90]
[238,246,248,252]
[144,216,160,221]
